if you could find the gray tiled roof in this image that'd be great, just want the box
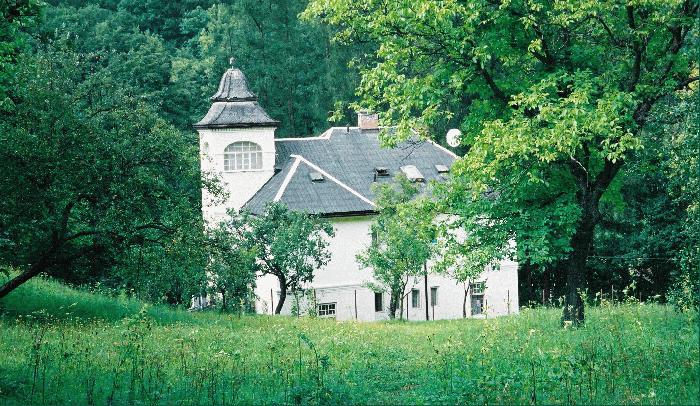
[194,101,279,129]
[243,127,457,216]
[194,68,279,129]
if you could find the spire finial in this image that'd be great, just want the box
[229,56,235,67]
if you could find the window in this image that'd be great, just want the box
[374,292,383,312]
[470,282,485,295]
[470,281,485,316]
[317,302,336,317]
[430,287,438,306]
[224,141,262,171]
[435,164,449,174]
[411,289,420,308]
[400,165,425,182]
[471,295,484,316]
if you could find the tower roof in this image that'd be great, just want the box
[211,68,257,102]
[194,67,279,129]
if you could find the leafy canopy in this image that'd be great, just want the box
[221,203,334,314]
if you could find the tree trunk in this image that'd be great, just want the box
[561,212,596,326]
[220,289,227,312]
[462,283,468,318]
[274,275,287,315]
[388,289,399,319]
[0,247,57,299]
[561,157,622,326]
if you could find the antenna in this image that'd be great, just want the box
[446,128,462,148]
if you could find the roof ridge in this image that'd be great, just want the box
[275,127,335,141]
[273,156,302,202]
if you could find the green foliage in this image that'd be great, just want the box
[207,221,258,313]
[0,0,42,107]
[663,92,699,311]
[0,45,207,302]
[222,203,334,314]
[358,174,436,319]
[36,0,361,135]
[0,276,697,404]
[305,0,698,323]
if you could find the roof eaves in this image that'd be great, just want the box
[193,121,280,130]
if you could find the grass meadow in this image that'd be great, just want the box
[0,276,697,405]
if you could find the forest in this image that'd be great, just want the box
[0,0,698,403]
[1,0,365,305]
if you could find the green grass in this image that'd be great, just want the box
[0,276,698,405]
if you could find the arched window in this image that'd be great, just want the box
[224,141,263,171]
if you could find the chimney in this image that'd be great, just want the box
[358,111,379,130]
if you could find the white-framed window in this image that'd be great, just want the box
[411,289,420,308]
[224,141,263,171]
[317,302,336,317]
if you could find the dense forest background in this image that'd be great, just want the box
[1,0,696,309]
[39,0,363,135]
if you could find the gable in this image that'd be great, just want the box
[243,127,457,216]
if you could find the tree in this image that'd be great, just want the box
[305,0,698,324]
[208,221,258,313]
[224,203,334,314]
[663,92,699,311]
[174,0,363,137]
[357,175,436,319]
[0,46,208,300]
[0,0,41,107]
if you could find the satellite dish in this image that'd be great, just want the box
[446,128,462,148]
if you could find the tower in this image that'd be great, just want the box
[194,66,279,225]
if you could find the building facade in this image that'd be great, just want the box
[195,66,518,321]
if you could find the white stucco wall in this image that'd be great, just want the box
[254,215,519,321]
[199,127,276,224]
[197,128,519,321]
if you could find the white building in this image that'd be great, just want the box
[195,66,518,321]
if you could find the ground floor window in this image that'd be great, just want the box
[374,292,383,312]
[430,286,438,306]
[470,281,485,315]
[411,289,420,308]
[471,295,484,316]
[317,302,336,317]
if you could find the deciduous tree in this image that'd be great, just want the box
[0,46,208,300]
[358,175,436,319]
[223,203,334,314]
[305,0,698,324]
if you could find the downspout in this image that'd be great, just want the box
[424,262,429,321]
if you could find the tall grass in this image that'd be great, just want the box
[1,276,697,405]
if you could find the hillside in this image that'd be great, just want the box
[0,276,697,405]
